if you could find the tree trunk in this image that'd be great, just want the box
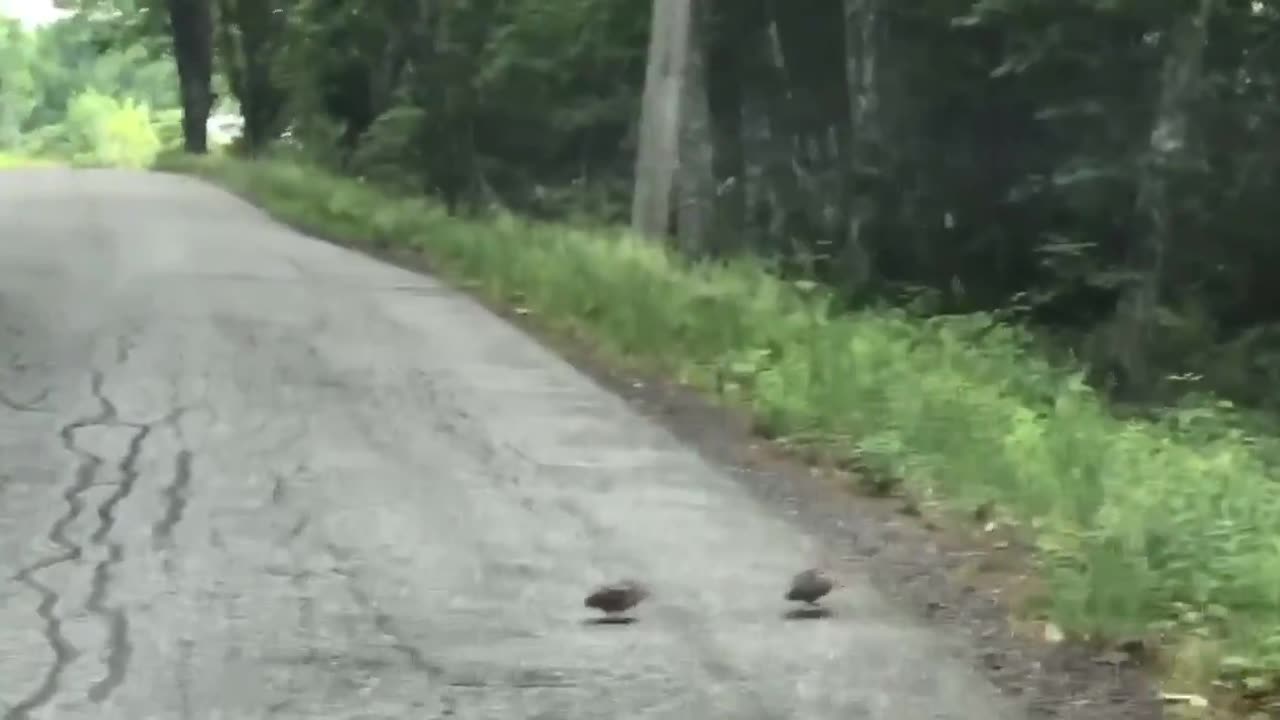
[166,0,215,154]
[673,1,714,255]
[1111,0,1214,397]
[631,0,694,238]
[220,0,281,152]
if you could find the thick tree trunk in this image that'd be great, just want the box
[730,15,796,256]
[166,0,215,154]
[631,0,694,238]
[216,0,290,153]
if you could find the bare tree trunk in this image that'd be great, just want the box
[674,1,714,255]
[631,0,694,238]
[1111,0,1214,396]
[167,0,215,154]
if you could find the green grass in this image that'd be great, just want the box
[158,152,1280,699]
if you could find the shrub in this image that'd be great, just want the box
[27,89,162,168]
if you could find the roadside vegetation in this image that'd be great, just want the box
[14,0,1280,711]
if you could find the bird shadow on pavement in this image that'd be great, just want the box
[783,607,834,621]
[581,616,639,626]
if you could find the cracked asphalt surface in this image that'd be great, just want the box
[0,168,1030,719]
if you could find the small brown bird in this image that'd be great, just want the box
[584,579,650,617]
[786,568,835,605]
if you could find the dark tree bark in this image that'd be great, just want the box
[166,0,215,154]
[216,0,287,152]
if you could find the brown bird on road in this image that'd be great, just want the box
[786,568,836,605]
[584,579,650,618]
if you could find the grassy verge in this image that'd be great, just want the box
[157,152,1280,705]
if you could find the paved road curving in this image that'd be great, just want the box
[0,168,1025,719]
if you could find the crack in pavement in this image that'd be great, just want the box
[2,573,78,720]
[6,363,188,715]
[148,392,198,579]
[83,547,131,703]
[90,424,150,545]
[4,371,116,720]
[267,466,310,542]
[152,450,193,548]
[81,402,189,704]
[270,474,287,505]
[83,416,150,704]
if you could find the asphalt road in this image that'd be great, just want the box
[0,168,1026,719]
